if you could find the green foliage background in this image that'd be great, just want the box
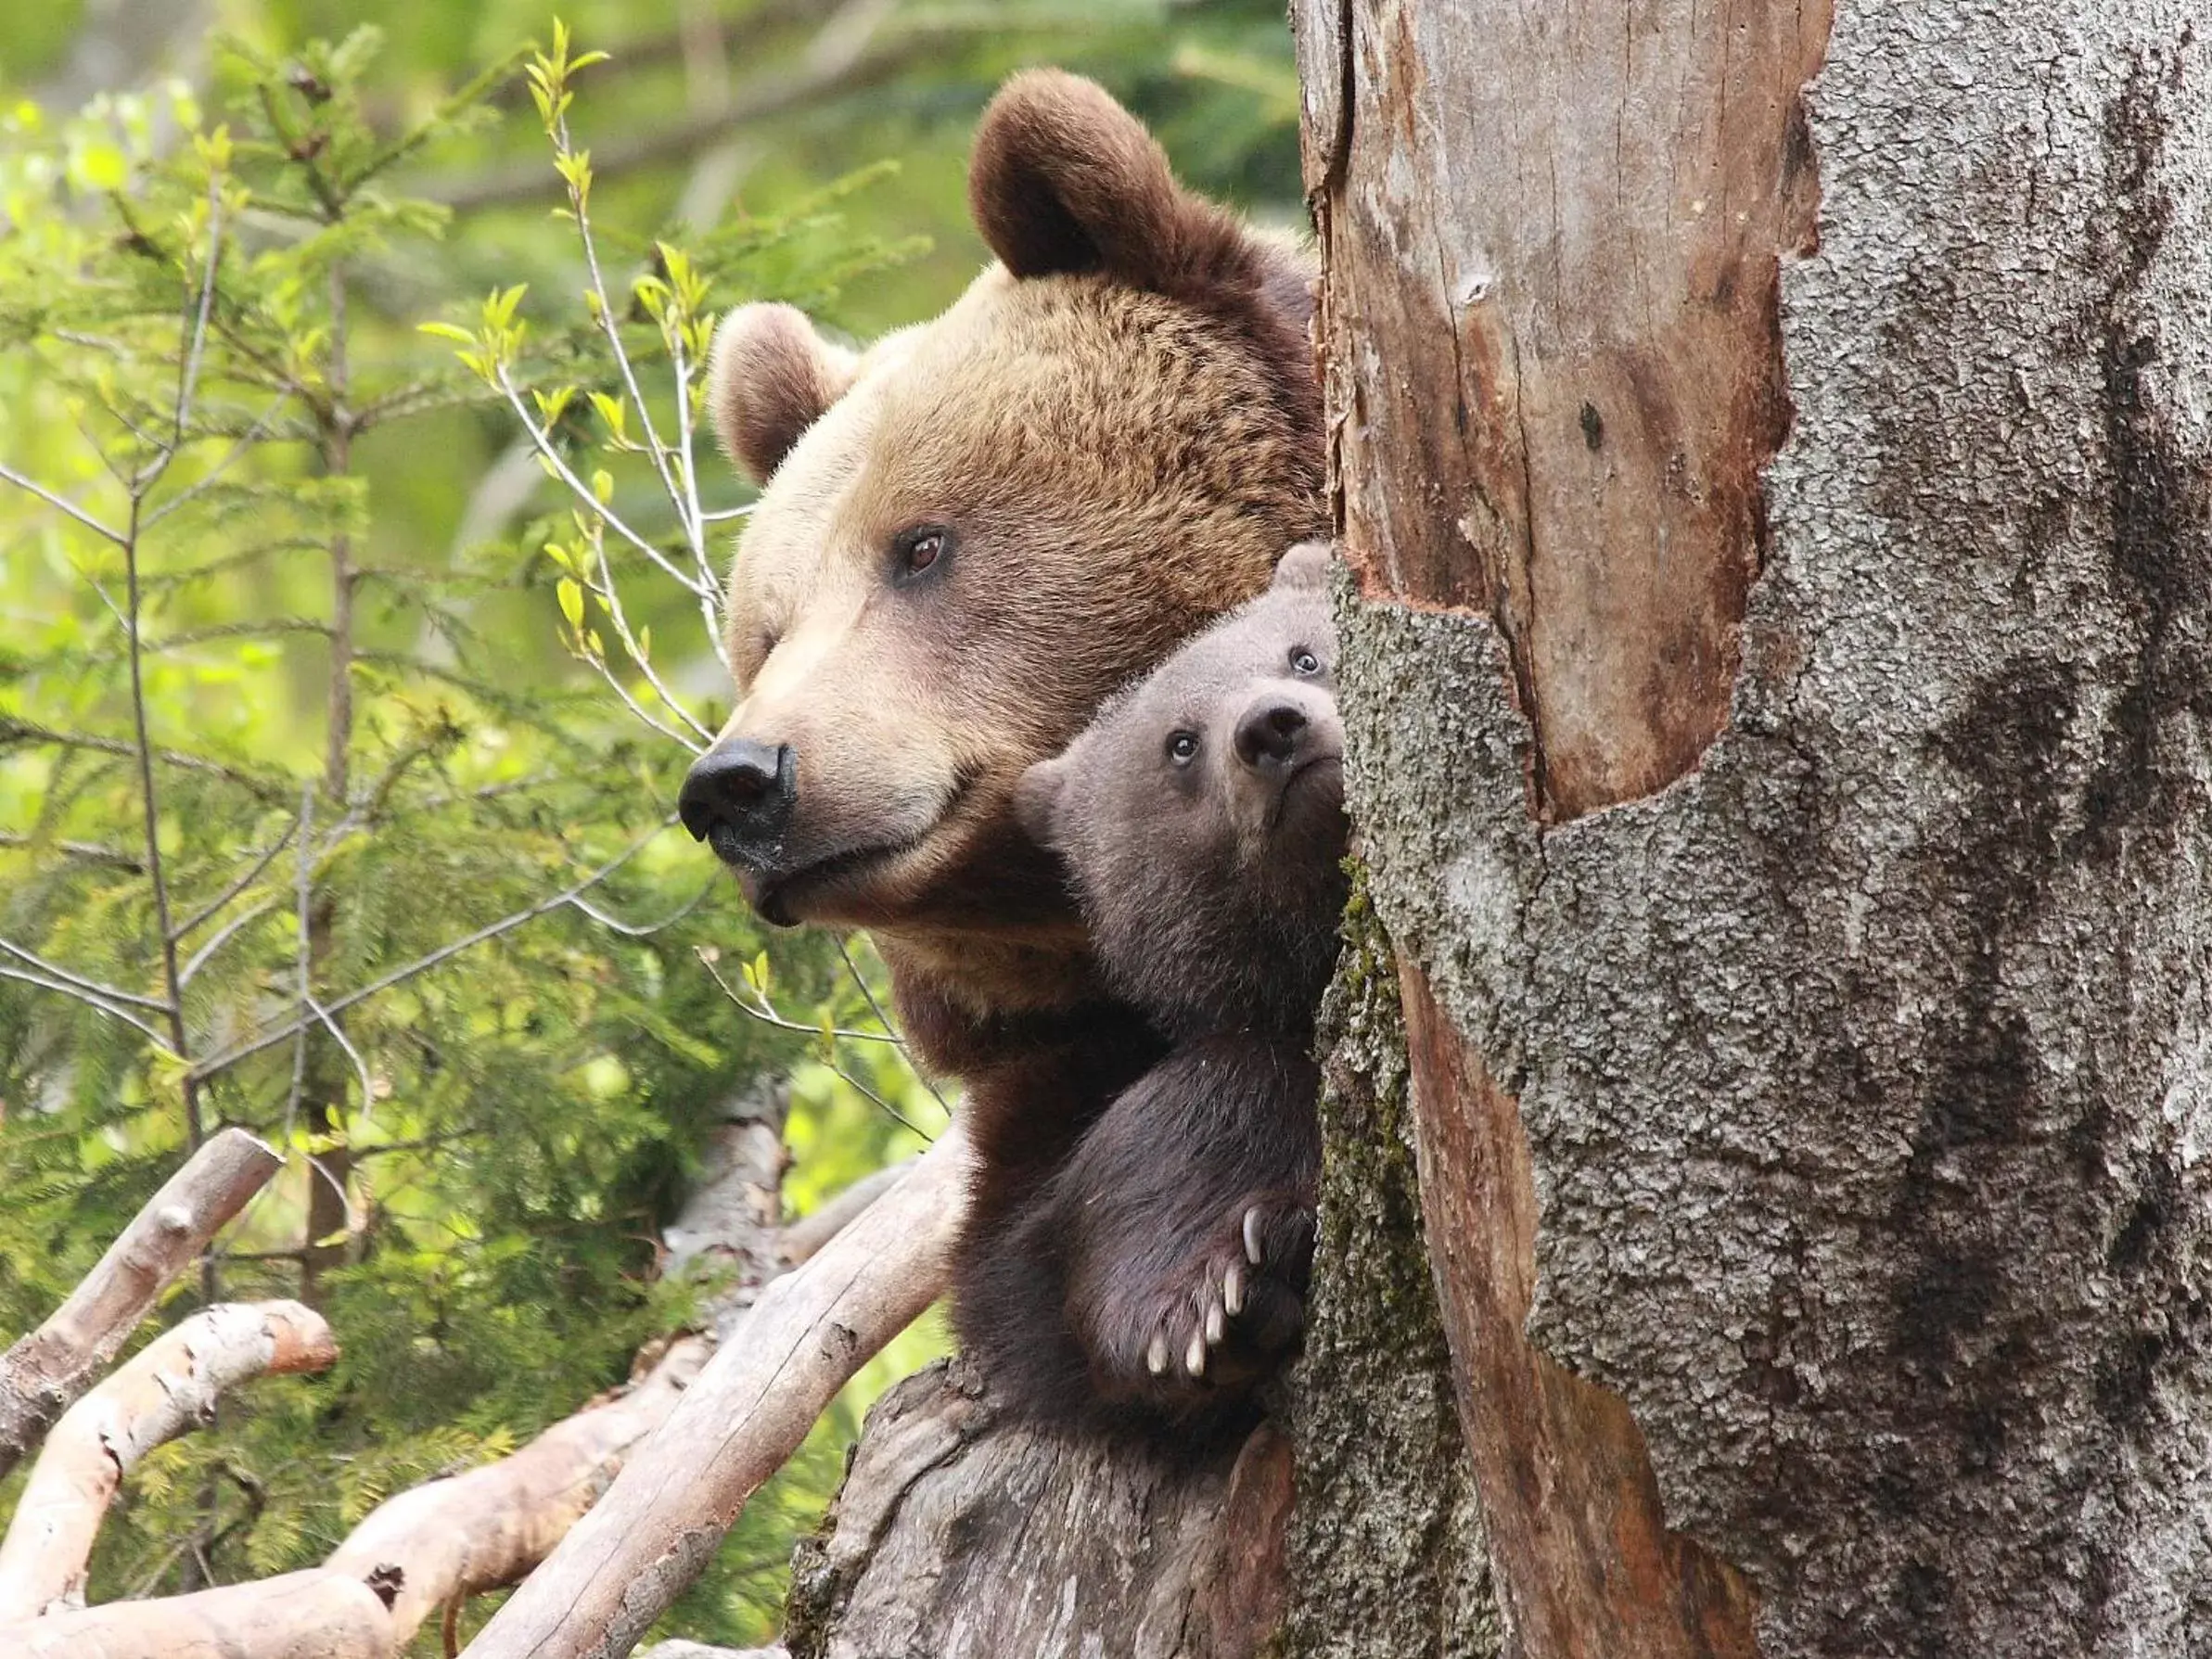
[0,3,1297,1648]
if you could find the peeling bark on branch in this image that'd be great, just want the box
[0,1128,280,1481]
[0,1299,336,1621]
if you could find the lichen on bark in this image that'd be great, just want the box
[1275,871,1499,1659]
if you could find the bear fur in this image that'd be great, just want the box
[974,544,1347,1433]
[684,71,1326,1426]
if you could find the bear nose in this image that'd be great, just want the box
[1234,702,1309,771]
[679,739,798,861]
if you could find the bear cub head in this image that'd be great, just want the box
[1017,543,1349,1042]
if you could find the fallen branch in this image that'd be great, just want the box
[0,1300,336,1621]
[0,1128,281,1479]
[326,1338,709,1645]
[461,1121,972,1659]
[2,1567,398,1658]
[774,1159,912,1270]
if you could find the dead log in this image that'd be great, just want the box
[782,1358,1291,1659]
[0,1128,281,1479]
[0,1299,336,1620]
[2,1567,398,1658]
[460,1122,971,1659]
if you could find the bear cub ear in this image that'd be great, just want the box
[969,70,1233,296]
[1014,754,1072,850]
[1271,541,1335,593]
[706,303,860,485]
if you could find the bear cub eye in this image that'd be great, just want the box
[1289,646,1322,676]
[891,525,952,583]
[1166,731,1200,764]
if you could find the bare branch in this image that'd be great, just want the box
[774,1158,914,1269]
[0,938,173,1014]
[460,1122,971,1659]
[0,1568,396,1658]
[0,964,173,1045]
[0,463,124,543]
[0,1301,338,1620]
[0,1129,282,1480]
[325,1339,709,1646]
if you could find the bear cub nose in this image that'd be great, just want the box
[679,738,798,861]
[1234,702,1310,771]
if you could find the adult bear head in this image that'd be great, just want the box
[680,70,1323,1012]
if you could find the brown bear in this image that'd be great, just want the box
[981,543,1346,1432]
[677,70,1325,1423]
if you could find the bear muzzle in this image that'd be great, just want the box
[679,737,799,877]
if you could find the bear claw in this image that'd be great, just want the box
[1185,1329,1207,1378]
[1224,1262,1246,1318]
[1147,1333,1170,1375]
[1243,1206,1265,1266]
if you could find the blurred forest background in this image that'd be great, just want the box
[0,1,1298,1648]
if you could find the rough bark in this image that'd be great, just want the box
[782,1357,1291,1659]
[1276,888,1499,1658]
[462,1123,973,1659]
[0,1300,337,1621]
[0,1127,281,1480]
[1308,2,2212,1656]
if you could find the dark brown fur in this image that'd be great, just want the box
[980,548,1348,1436]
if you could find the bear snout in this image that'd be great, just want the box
[679,737,798,869]
[1233,700,1310,771]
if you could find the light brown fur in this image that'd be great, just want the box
[704,76,1322,1018]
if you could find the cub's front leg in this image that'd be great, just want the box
[1058,1033,1321,1426]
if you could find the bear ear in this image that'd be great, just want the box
[1272,541,1335,593]
[1013,754,1071,849]
[706,303,860,484]
[969,70,1222,292]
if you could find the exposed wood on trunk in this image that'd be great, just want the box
[1,1567,397,1658]
[461,1122,972,1659]
[1307,0,1829,821]
[783,1358,1290,1659]
[0,1128,280,1480]
[1322,4,2212,1655]
[1399,969,1758,1659]
[0,1300,336,1621]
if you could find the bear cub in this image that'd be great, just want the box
[966,543,1349,1436]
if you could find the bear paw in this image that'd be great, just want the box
[1107,1199,1314,1399]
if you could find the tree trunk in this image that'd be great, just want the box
[1300,2,2212,1657]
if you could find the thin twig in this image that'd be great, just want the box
[171,812,303,942]
[0,939,173,1013]
[0,464,123,543]
[188,820,680,1082]
[834,934,950,1113]
[695,951,902,1044]
[0,965,173,1047]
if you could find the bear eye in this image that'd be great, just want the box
[1290,646,1322,676]
[891,525,951,583]
[1166,731,1200,764]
